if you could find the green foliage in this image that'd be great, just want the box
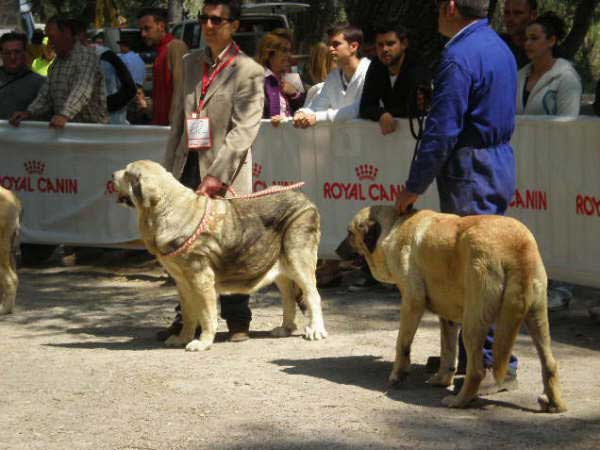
[292,0,345,52]
[343,0,444,64]
[491,0,600,89]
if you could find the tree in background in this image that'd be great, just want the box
[490,0,600,88]
[343,0,443,65]
[0,0,20,30]
[342,0,599,86]
[292,0,344,53]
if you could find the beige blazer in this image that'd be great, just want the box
[164,46,265,195]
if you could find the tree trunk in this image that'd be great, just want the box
[0,0,20,29]
[293,0,343,52]
[488,0,499,21]
[559,0,600,60]
[343,0,443,65]
[168,0,184,23]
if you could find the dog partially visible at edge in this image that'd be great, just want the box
[337,205,566,413]
[112,160,327,351]
[0,186,21,315]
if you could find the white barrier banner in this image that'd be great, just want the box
[253,117,600,288]
[0,121,169,245]
[1,117,599,287]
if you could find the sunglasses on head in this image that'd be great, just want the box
[198,14,234,26]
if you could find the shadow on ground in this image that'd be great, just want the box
[195,412,600,450]
[271,356,542,412]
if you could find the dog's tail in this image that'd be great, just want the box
[492,249,541,383]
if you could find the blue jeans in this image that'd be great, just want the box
[458,328,519,371]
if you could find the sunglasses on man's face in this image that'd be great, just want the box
[198,15,233,26]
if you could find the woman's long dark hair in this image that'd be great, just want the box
[528,11,567,58]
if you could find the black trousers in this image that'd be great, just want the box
[179,152,252,325]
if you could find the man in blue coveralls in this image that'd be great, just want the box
[395,0,519,394]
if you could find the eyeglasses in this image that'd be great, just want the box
[198,15,233,26]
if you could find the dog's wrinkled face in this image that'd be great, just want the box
[336,208,382,261]
[112,160,166,210]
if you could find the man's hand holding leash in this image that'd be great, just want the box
[395,190,418,214]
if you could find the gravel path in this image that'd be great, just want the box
[1,260,599,450]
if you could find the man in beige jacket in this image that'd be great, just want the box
[160,0,265,342]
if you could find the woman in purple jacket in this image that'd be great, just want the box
[256,29,305,126]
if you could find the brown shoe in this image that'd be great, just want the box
[227,320,250,342]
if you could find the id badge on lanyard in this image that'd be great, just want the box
[187,113,212,150]
[186,43,239,151]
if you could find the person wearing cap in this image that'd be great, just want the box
[26,29,45,65]
[31,36,55,76]
[118,39,146,88]
[118,39,152,125]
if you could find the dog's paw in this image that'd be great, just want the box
[537,395,568,414]
[185,339,212,352]
[165,334,189,347]
[427,371,454,387]
[304,324,328,341]
[271,326,295,338]
[0,306,12,316]
[441,394,471,409]
[388,370,409,388]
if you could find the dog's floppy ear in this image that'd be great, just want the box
[360,219,382,254]
[127,171,155,209]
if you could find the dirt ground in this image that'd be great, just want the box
[1,254,600,450]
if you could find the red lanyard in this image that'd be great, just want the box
[197,42,240,112]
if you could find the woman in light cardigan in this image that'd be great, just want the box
[516,12,582,117]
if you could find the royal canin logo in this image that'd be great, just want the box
[355,164,378,181]
[0,160,78,194]
[576,194,600,217]
[252,163,296,192]
[323,164,404,202]
[24,160,46,175]
[509,189,547,211]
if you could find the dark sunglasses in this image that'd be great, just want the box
[198,15,234,26]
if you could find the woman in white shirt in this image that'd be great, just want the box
[517,12,582,117]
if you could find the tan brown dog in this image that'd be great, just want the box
[0,187,21,315]
[339,205,566,413]
[113,160,327,351]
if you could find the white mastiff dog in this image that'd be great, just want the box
[113,160,327,351]
[0,186,21,315]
